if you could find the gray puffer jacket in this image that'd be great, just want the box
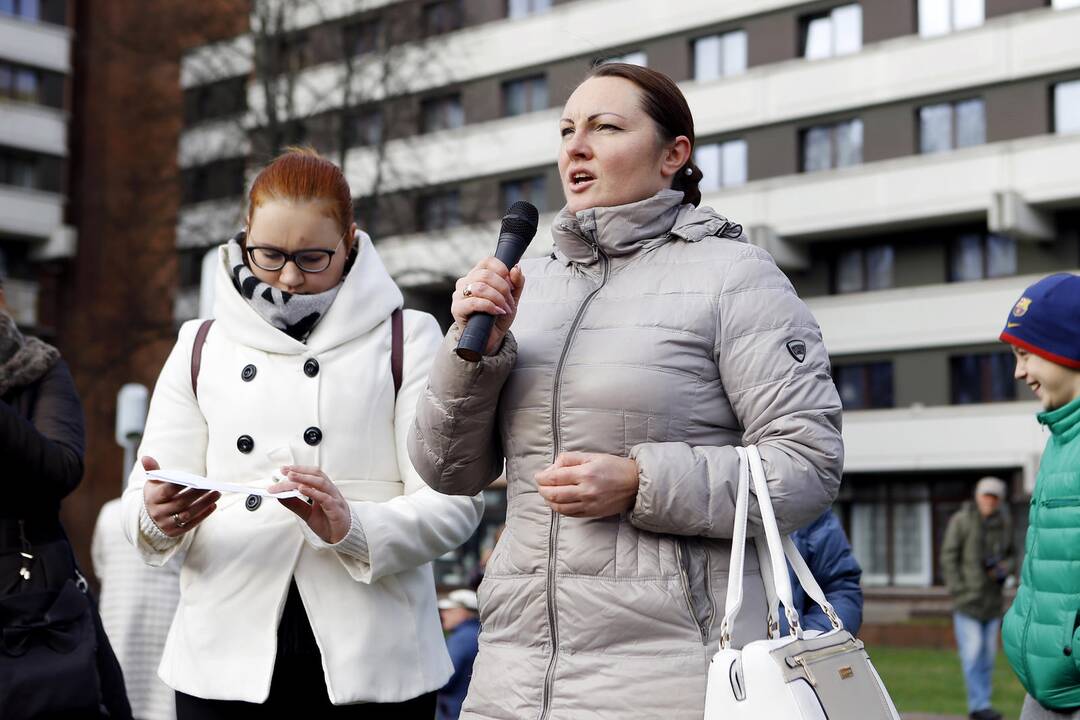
[409,189,844,720]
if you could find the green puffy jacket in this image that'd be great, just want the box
[1003,395,1080,711]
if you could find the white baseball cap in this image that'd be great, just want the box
[438,588,478,611]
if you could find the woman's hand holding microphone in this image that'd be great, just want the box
[452,257,524,357]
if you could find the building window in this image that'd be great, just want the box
[833,362,894,410]
[692,30,748,82]
[502,75,548,117]
[695,139,747,193]
[346,108,383,148]
[0,62,40,104]
[1054,80,1080,135]
[918,0,984,38]
[421,93,464,133]
[0,150,38,189]
[919,99,985,154]
[500,175,547,213]
[801,4,862,60]
[419,190,462,231]
[599,51,647,67]
[422,0,463,37]
[951,352,1016,404]
[183,76,247,126]
[850,482,933,587]
[507,0,551,18]
[344,18,383,56]
[948,233,1016,282]
[801,119,863,172]
[181,158,246,205]
[833,245,894,294]
[0,0,39,20]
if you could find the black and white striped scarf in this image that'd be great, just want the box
[227,234,342,342]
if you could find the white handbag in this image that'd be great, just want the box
[703,445,900,720]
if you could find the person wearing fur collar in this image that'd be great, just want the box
[0,279,133,719]
[121,148,483,717]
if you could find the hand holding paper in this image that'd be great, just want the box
[269,465,352,544]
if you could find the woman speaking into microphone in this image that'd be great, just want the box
[122,148,482,717]
[409,64,844,719]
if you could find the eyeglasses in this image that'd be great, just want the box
[245,235,345,273]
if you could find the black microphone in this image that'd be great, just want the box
[455,201,539,362]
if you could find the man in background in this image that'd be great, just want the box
[437,588,481,720]
[941,476,1014,720]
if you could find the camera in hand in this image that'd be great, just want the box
[984,555,1008,585]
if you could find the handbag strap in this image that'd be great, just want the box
[719,446,799,649]
[188,310,403,399]
[745,445,802,637]
[191,319,215,399]
[782,535,844,631]
[755,536,781,639]
[391,307,403,399]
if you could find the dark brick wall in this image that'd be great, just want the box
[58,0,250,583]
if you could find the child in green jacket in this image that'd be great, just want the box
[999,272,1080,719]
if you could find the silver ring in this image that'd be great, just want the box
[463,283,474,298]
[171,512,187,529]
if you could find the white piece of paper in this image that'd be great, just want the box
[146,469,305,500]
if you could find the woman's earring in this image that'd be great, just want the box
[685,167,693,176]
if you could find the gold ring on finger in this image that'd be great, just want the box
[463,283,474,298]
[171,512,187,529]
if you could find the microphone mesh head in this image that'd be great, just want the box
[501,201,539,240]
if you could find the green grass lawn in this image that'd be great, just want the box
[869,645,1027,719]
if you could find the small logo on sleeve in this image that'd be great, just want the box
[787,340,807,363]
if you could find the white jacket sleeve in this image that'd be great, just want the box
[120,321,207,566]
[312,311,484,584]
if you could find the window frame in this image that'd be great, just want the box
[420,92,465,134]
[949,351,1018,405]
[800,3,863,60]
[918,97,986,154]
[691,29,748,82]
[501,74,548,117]
[800,118,863,173]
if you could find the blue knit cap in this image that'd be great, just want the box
[1000,273,1080,369]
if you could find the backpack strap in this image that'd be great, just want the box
[191,319,215,399]
[188,313,398,400]
[391,308,403,399]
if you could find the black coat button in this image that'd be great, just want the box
[304,427,322,446]
[237,435,254,454]
[1067,646,1074,657]
[304,359,319,377]
[245,494,262,511]
[241,364,257,382]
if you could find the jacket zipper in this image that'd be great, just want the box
[538,236,610,720]
[1041,497,1080,508]
[1019,494,1041,685]
[675,540,708,645]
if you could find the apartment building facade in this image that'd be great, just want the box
[0,0,74,332]
[177,0,1080,592]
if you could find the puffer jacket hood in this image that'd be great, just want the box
[410,190,843,720]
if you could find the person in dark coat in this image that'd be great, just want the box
[437,589,481,720]
[780,510,863,635]
[0,278,131,719]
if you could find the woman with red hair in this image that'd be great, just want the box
[121,148,483,717]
